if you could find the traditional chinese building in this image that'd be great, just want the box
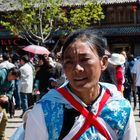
[94,0,140,56]
[0,26,28,47]
[57,0,140,55]
[0,0,140,56]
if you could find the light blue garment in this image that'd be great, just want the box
[40,89,72,140]
[39,83,131,140]
[10,124,25,140]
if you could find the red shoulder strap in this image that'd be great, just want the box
[57,87,111,140]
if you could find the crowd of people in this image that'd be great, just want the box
[0,29,139,140]
[0,51,66,140]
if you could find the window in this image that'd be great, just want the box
[117,6,124,23]
[106,7,115,24]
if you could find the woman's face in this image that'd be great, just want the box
[7,72,17,81]
[20,59,25,66]
[38,59,44,66]
[63,40,107,93]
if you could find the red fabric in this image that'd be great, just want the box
[57,87,111,140]
[72,118,90,140]
[116,66,123,92]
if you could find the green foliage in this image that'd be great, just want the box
[0,0,104,45]
[0,21,13,31]
[69,1,104,28]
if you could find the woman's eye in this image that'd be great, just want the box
[64,60,73,65]
[81,58,90,62]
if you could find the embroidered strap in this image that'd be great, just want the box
[57,87,111,140]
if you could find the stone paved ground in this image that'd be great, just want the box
[5,106,140,140]
[134,108,140,139]
[131,97,140,139]
[5,110,23,140]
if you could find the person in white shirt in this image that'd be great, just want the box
[19,55,34,117]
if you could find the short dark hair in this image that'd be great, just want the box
[9,67,21,78]
[20,55,29,63]
[62,29,107,59]
[2,53,10,61]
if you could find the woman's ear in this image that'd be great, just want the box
[101,55,108,71]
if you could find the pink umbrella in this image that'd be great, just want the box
[23,45,50,55]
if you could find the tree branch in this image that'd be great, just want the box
[22,34,34,45]
[39,7,44,43]
[43,19,53,41]
[21,24,43,41]
[52,39,59,52]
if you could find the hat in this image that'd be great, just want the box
[108,53,125,65]
[49,77,57,82]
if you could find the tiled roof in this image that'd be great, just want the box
[61,0,138,6]
[0,0,21,12]
[52,25,140,37]
[1,25,140,39]
[93,25,140,36]
[101,0,137,4]
[0,0,138,11]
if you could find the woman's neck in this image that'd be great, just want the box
[69,84,100,106]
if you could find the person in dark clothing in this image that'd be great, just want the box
[123,61,133,103]
[47,53,66,86]
[11,53,21,110]
[34,55,57,99]
[100,63,117,86]
[127,54,137,110]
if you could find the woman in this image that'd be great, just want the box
[25,30,137,140]
[108,53,125,92]
[34,54,58,99]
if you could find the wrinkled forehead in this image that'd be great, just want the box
[63,40,97,58]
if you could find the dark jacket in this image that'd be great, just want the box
[35,64,56,93]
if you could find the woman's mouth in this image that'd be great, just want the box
[74,77,87,82]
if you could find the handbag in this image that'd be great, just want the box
[57,87,111,140]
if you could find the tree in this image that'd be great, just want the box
[0,0,104,47]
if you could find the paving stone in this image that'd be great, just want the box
[5,110,23,140]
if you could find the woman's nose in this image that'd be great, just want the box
[74,63,84,72]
